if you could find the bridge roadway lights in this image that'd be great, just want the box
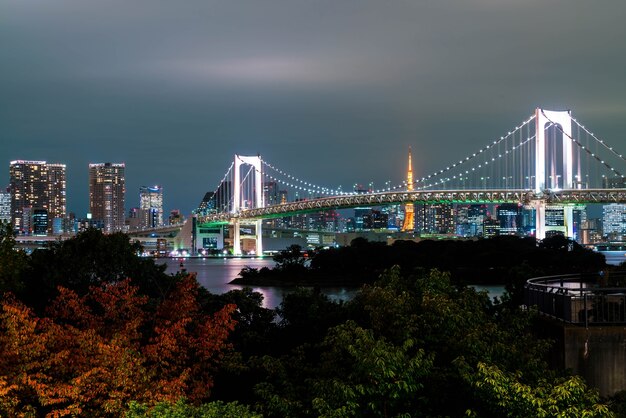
[199,188,626,245]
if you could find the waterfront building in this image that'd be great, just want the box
[496,203,522,236]
[32,209,48,236]
[401,147,415,232]
[139,185,164,228]
[127,207,141,231]
[196,191,216,215]
[169,209,184,225]
[382,204,401,230]
[0,189,10,224]
[354,207,372,231]
[544,205,565,236]
[263,181,280,206]
[572,205,587,243]
[88,162,125,233]
[9,160,66,234]
[416,203,455,235]
[522,206,536,236]
[456,204,487,237]
[602,204,626,239]
[483,217,500,238]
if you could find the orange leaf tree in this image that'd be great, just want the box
[0,275,237,417]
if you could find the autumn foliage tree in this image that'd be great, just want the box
[0,275,236,417]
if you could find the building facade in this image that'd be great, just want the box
[9,160,66,234]
[89,163,126,233]
[0,190,10,224]
[603,204,626,239]
[139,185,164,228]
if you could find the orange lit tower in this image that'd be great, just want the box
[401,147,415,231]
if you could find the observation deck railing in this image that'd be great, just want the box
[525,272,626,326]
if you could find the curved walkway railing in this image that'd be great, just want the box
[525,272,626,325]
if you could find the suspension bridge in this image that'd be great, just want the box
[196,108,626,255]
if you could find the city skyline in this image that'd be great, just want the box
[3,1,626,216]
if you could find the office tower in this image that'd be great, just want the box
[456,204,488,237]
[139,185,163,228]
[416,203,455,235]
[354,207,372,231]
[263,181,279,206]
[9,160,66,234]
[197,192,216,214]
[89,163,125,233]
[483,217,500,238]
[602,204,626,238]
[401,147,415,231]
[169,209,184,225]
[496,203,522,236]
[0,189,10,224]
[127,207,141,231]
[32,209,48,235]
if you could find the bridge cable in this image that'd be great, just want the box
[541,110,623,180]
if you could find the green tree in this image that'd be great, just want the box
[0,221,28,294]
[126,399,261,417]
[460,361,613,417]
[312,321,433,418]
[273,245,307,273]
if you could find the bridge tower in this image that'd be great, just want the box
[401,146,415,232]
[534,108,577,240]
[232,155,263,256]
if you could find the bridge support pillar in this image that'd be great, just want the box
[535,201,546,240]
[564,205,574,239]
[255,219,263,256]
[233,219,241,256]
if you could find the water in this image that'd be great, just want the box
[160,257,357,308]
[600,251,626,266]
[471,285,506,301]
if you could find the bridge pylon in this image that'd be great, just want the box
[232,155,263,256]
[534,108,578,240]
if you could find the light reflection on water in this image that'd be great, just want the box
[600,251,626,266]
[160,257,357,308]
[160,252,625,308]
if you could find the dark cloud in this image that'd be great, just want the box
[2,0,626,215]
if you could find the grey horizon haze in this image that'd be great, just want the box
[2,0,626,217]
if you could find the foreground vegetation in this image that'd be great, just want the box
[0,222,619,416]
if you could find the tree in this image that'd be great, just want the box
[273,245,307,272]
[311,321,433,418]
[460,361,613,417]
[0,276,237,416]
[126,399,261,418]
[0,221,28,294]
[21,229,174,310]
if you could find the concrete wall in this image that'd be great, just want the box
[541,319,626,396]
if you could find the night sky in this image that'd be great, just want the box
[2,1,626,217]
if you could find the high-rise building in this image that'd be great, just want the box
[496,203,522,236]
[401,147,415,232]
[263,181,280,206]
[168,209,183,226]
[416,203,455,235]
[602,204,626,238]
[89,163,125,233]
[196,191,216,214]
[456,204,487,237]
[0,189,10,224]
[139,185,163,228]
[9,160,66,234]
